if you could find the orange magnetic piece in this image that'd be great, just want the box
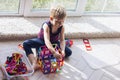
[12,53,23,61]
[18,44,24,50]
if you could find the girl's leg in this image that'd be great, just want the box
[23,38,44,56]
[65,46,72,58]
[0,66,4,80]
[23,38,45,70]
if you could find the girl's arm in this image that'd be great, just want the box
[43,23,55,53]
[60,26,65,56]
[43,24,61,59]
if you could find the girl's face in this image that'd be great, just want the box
[50,17,65,28]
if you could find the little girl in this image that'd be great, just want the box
[23,5,72,70]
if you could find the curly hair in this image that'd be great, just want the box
[50,5,66,19]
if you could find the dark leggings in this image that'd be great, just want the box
[23,38,72,58]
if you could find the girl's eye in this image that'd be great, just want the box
[55,20,64,23]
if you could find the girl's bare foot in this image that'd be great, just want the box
[0,67,8,80]
[32,63,40,71]
[28,54,40,71]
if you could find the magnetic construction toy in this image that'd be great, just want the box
[65,38,73,47]
[37,44,64,74]
[4,53,28,75]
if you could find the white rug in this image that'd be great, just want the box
[74,38,120,69]
[0,17,39,40]
[1,17,120,41]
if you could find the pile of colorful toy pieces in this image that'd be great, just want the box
[4,53,28,75]
[65,38,73,47]
[37,44,64,74]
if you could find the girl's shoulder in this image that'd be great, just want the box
[43,20,51,26]
[42,21,51,28]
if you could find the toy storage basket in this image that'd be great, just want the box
[37,44,64,74]
[0,48,34,79]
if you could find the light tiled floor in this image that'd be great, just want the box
[0,39,120,80]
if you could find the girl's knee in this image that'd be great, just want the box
[68,49,72,56]
[69,50,72,56]
[23,40,30,47]
[65,49,72,58]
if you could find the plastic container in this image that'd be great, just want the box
[0,48,34,79]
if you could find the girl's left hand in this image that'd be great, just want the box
[61,51,65,57]
[58,49,65,57]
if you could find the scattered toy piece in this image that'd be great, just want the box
[65,38,73,47]
[83,39,92,51]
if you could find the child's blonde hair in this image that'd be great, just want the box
[50,5,66,19]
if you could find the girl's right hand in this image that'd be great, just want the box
[53,51,62,59]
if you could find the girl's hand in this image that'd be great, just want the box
[53,51,62,59]
[61,51,65,57]
[59,49,65,57]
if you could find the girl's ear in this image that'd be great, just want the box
[50,17,53,21]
